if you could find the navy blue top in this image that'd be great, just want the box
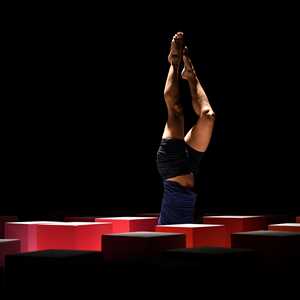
[158,180,197,225]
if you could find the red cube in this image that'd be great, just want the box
[37,222,112,251]
[0,239,21,267]
[5,222,58,252]
[0,216,18,238]
[102,231,185,261]
[268,223,300,233]
[95,217,157,233]
[203,216,266,247]
[156,224,226,248]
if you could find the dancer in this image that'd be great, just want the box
[157,32,215,224]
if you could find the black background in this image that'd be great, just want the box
[2,5,300,219]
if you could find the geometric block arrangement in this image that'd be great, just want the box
[0,216,18,238]
[203,216,266,247]
[102,231,186,261]
[4,249,103,293]
[37,222,112,251]
[268,223,300,233]
[155,224,226,248]
[2,212,300,295]
[95,217,158,233]
[5,222,58,252]
[0,239,20,267]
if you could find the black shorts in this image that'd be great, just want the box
[156,138,204,179]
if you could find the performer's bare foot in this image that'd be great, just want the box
[168,32,184,72]
[181,47,196,81]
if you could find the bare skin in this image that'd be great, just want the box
[181,46,215,152]
[163,32,185,140]
[162,33,215,189]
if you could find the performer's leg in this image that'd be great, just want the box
[159,33,194,188]
[182,47,215,151]
[162,32,184,140]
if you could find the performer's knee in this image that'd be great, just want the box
[200,110,216,122]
